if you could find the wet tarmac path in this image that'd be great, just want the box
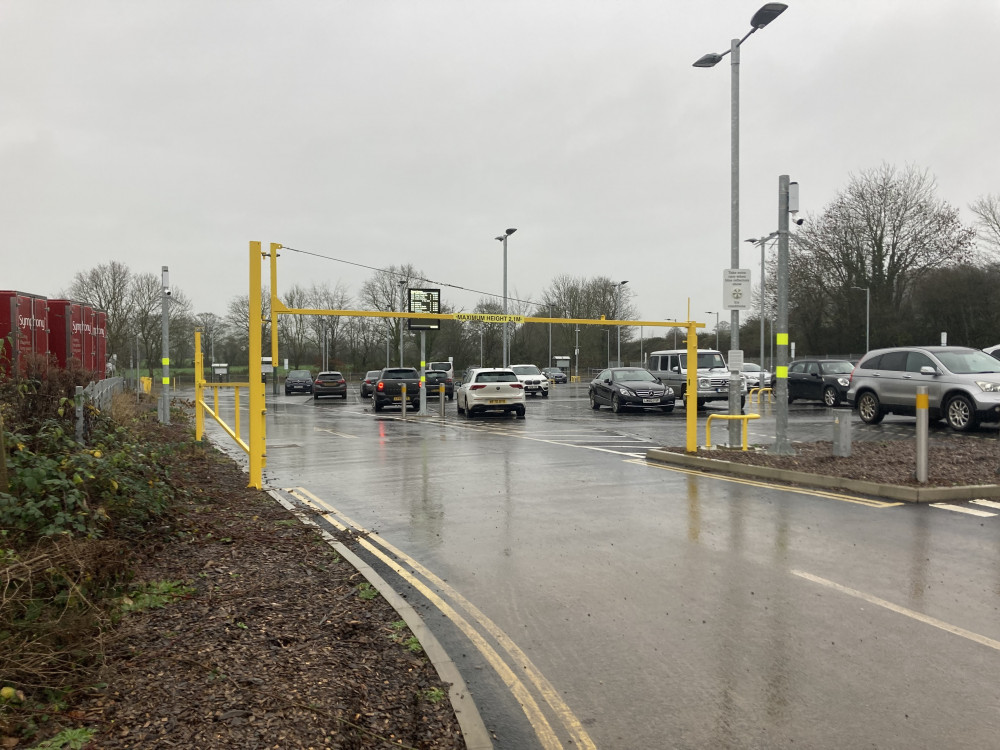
[196,383,1000,749]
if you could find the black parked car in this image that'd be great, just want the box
[787,359,854,406]
[589,367,675,413]
[424,369,454,400]
[284,369,314,395]
[360,370,381,398]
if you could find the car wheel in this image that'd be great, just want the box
[946,394,978,432]
[612,395,623,414]
[465,404,475,419]
[823,386,839,407]
[448,394,454,401]
[857,391,884,425]
[457,398,465,414]
[541,390,549,399]
[589,392,601,410]
[696,399,706,410]
[516,405,526,419]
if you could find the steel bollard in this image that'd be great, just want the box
[915,386,928,483]
[401,384,407,420]
[439,384,445,417]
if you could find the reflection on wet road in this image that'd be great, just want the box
[197,384,1000,749]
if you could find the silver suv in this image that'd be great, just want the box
[647,349,746,409]
[846,346,1000,432]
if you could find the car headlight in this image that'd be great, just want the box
[618,387,636,396]
[665,386,674,396]
[976,381,1000,393]
[836,377,850,387]
[698,377,710,389]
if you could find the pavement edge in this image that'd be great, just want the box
[268,489,493,750]
[645,448,1000,503]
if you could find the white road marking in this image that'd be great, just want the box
[930,503,996,517]
[793,570,1000,652]
[971,499,1000,510]
[313,427,358,439]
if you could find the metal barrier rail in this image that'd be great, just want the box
[705,413,760,451]
[197,382,252,455]
[749,387,773,404]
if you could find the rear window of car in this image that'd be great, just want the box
[382,369,417,379]
[511,365,541,376]
[429,362,451,371]
[365,371,380,379]
[475,371,518,383]
[317,372,341,379]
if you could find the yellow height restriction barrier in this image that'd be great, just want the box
[705,414,761,451]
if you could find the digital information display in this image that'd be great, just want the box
[408,288,441,330]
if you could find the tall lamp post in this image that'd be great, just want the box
[397,280,406,366]
[494,228,517,367]
[695,2,786,445]
[746,231,778,366]
[616,280,629,367]
[851,286,870,353]
[705,311,720,349]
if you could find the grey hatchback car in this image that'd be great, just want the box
[847,346,1000,432]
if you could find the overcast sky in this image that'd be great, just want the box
[2,1,998,332]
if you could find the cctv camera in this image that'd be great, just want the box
[165,288,172,296]
[793,217,805,226]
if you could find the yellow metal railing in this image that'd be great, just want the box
[749,387,773,404]
[705,413,760,451]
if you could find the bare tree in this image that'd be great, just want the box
[971,194,1000,255]
[788,163,976,350]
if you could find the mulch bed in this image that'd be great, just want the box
[70,431,466,749]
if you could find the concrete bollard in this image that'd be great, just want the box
[832,409,852,457]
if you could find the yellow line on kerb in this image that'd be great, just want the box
[626,459,902,508]
[288,487,597,750]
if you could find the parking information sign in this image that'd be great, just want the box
[723,269,752,310]
[408,288,441,330]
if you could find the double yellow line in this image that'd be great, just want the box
[287,487,596,750]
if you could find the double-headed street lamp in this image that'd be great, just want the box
[694,2,786,446]
[851,286,871,353]
[494,228,517,367]
[745,230,779,368]
[616,280,629,367]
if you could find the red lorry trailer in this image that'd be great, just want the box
[0,290,48,377]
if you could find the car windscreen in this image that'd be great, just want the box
[680,353,726,369]
[288,370,311,379]
[614,369,655,382]
[511,366,540,375]
[475,371,518,383]
[936,350,1000,374]
[819,361,854,375]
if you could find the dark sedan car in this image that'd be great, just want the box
[589,367,675,413]
[542,367,568,384]
[787,359,854,406]
[360,370,381,398]
[424,369,454,400]
[313,370,347,400]
[284,369,313,396]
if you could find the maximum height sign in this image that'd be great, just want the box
[723,269,752,311]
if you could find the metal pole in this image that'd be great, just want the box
[399,282,406,367]
[865,287,870,352]
[548,307,553,368]
[160,266,170,425]
[502,234,508,367]
[760,240,766,367]
[728,37,741,446]
[916,385,928,482]
[773,175,794,454]
[420,330,427,416]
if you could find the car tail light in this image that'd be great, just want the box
[376,381,385,392]
[470,384,487,390]
[337,379,345,385]
[511,383,524,389]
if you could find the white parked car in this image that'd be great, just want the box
[456,367,527,419]
[509,364,549,398]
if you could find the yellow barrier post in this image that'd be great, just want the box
[705,414,761,451]
[194,330,204,441]
[247,242,267,489]
[685,311,699,453]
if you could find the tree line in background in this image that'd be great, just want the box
[65,163,1000,377]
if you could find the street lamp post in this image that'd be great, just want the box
[851,286,870,353]
[695,2,786,445]
[746,231,778,366]
[616,280,629,367]
[705,311,720,349]
[494,228,517,367]
[397,280,406,366]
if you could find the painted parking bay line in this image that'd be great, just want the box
[313,427,358,439]
[287,487,597,750]
[930,503,996,517]
[793,570,1000,652]
[971,499,1000,511]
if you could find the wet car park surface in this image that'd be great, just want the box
[199,382,1000,749]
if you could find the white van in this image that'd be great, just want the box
[428,360,454,380]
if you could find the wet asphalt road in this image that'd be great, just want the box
[196,383,1000,749]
